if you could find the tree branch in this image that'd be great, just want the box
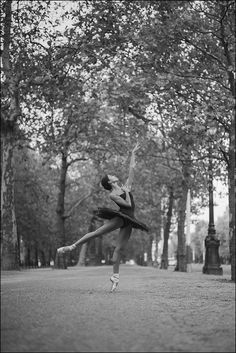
[183,38,228,71]
[67,157,88,167]
[64,191,93,218]
[128,106,151,123]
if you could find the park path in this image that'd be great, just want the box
[1,264,235,352]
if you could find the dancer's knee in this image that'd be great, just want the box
[112,245,124,261]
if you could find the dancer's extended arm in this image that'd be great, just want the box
[124,142,140,191]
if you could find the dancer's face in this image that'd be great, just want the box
[108,175,119,187]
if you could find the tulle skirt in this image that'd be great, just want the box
[95,207,149,232]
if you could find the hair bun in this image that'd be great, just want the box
[101,174,112,190]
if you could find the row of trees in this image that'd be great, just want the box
[1,0,235,280]
[13,143,230,269]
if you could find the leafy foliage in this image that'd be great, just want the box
[1,0,234,273]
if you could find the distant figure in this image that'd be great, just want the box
[57,142,149,292]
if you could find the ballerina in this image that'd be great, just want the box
[57,142,149,292]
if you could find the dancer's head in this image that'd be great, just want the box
[101,174,119,190]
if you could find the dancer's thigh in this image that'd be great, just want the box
[94,217,124,237]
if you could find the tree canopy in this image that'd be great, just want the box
[1,0,235,279]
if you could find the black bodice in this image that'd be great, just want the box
[95,191,149,232]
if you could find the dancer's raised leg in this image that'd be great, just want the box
[57,217,124,254]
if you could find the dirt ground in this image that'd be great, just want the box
[1,264,235,352]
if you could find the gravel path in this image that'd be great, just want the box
[1,264,235,352]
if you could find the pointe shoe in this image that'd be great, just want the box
[110,274,119,292]
[57,244,76,254]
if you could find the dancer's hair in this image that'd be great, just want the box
[101,174,112,190]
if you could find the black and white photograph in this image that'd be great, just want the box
[1,0,235,352]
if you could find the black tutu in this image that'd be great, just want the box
[95,207,149,232]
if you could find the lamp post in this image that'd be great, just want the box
[202,125,223,275]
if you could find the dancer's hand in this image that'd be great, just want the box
[121,185,130,193]
[132,142,140,154]
[130,142,140,169]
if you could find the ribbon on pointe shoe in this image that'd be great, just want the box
[110,274,119,292]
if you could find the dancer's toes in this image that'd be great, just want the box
[110,281,118,292]
[57,245,76,254]
[110,274,119,292]
[57,246,69,254]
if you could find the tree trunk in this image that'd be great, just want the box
[86,213,97,265]
[147,234,153,266]
[219,3,235,281]
[228,114,235,281]
[226,67,235,282]
[227,58,235,282]
[152,233,159,267]
[34,243,38,267]
[87,236,103,266]
[151,199,162,267]
[54,151,68,269]
[161,187,174,269]
[77,212,97,266]
[78,244,88,266]
[96,236,103,265]
[1,0,20,270]
[41,249,46,267]
[26,247,31,267]
[1,132,20,269]
[175,181,188,272]
[87,237,97,266]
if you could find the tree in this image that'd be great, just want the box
[191,220,208,263]
[94,0,234,276]
[161,186,174,269]
[2,1,233,278]
[1,0,21,269]
[1,0,52,269]
[216,207,230,263]
[14,146,58,267]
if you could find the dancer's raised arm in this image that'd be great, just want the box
[124,142,140,191]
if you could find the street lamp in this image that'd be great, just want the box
[202,124,223,275]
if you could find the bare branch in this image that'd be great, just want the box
[183,38,228,71]
[67,157,88,167]
[64,191,93,218]
[128,106,151,123]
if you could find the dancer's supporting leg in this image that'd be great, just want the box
[57,217,124,254]
[110,224,132,292]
